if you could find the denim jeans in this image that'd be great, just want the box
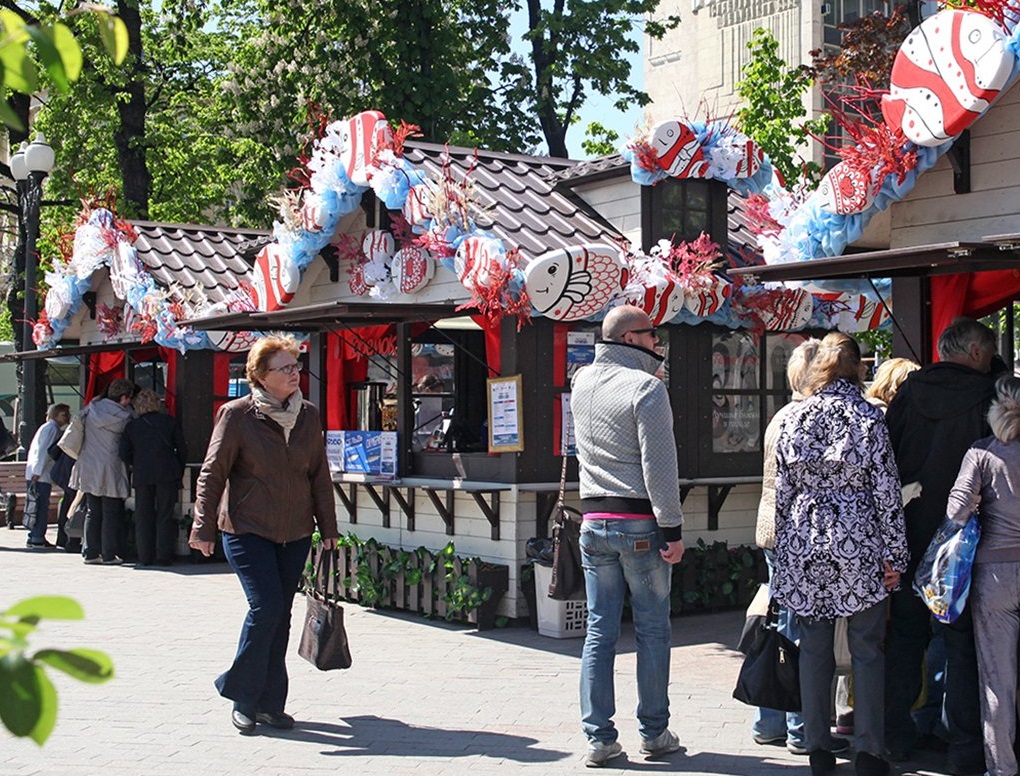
[26,480,51,544]
[751,549,805,746]
[579,518,673,745]
[216,532,311,715]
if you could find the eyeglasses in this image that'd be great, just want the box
[627,327,657,336]
[269,363,302,376]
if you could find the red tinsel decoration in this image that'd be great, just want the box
[390,121,422,158]
[669,233,723,288]
[743,194,783,238]
[288,103,332,189]
[455,247,531,330]
[628,138,661,175]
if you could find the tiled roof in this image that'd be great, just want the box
[726,191,764,269]
[548,154,630,184]
[403,142,622,260]
[129,221,271,304]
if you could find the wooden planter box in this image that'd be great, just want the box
[316,541,509,630]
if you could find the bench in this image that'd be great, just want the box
[0,460,60,530]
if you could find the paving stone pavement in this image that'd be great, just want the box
[1,527,954,776]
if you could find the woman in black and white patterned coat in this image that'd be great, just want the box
[773,332,909,776]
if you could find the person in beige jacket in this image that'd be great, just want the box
[190,335,338,735]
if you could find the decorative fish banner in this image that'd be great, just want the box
[333,110,393,186]
[109,240,144,300]
[683,275,732,318]
[650,120,711,178]
[818,161,877,216]
[361,229,396,263]
[454,236,506,290]
[756,288,814,331]
[251,244,300,312]
[391,246,435,294]
[402,182,436,234]
[524,243,628,321]
[882,8,1012,147]
[206,329,260,353]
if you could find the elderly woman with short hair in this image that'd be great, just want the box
[945,375,1020,776]
[191,335,339,734]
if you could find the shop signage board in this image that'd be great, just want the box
[487,375,524,453]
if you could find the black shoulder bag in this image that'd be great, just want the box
[547,456,585,601]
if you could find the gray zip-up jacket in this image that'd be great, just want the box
[571,341,684,540]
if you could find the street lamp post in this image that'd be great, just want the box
[11,134,54,453]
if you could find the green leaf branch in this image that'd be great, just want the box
[0,596,114,746]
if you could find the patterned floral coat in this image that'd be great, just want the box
[773,378,909,619]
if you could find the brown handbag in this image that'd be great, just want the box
[298,548,352,671]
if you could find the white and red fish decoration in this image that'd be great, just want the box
[335,110,393,186]
[683,275,731,318]
[109,241,142,299]
[402,183,436,233]
[524,243,628,321]
[391,246,435,294]
[757,288,814,331]
[818,161,876,215]
[250,244,300,312]
[454,236,505,290]
[361,229,396,263]
[650,120,710,178]
[881,9,1012,147]
[206,329,260,353]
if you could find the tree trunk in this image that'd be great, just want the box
[114,0,150,219]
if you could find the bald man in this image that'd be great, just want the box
[571,304,685,767]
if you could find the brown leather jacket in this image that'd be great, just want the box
[191,395,339,544]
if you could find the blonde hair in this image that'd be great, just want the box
[133,389,163,415]
[989,375,1020,443]
[866,358,920,406]
[801,332,863,397]
[246,335,300,388]
[787,338,822,397]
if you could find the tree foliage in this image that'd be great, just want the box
[735,28,829,188]
[806,6,911,93]
[516,0,679,157]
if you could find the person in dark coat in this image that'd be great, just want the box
[120,389,186,566]
[884,317,997,774]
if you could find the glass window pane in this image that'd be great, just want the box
[712,332,759,391]
[686,181,709,210]
[765,333,809,389]
[712,394,761,453]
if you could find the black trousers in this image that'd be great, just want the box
[133,482,178,565]
[84,494,124,563]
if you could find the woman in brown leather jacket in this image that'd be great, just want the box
[190,335,339,734]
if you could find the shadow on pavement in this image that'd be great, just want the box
[260,714,571,763]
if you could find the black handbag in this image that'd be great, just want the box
[298,548,352,671]
[22,481,38,530]
[732,599,801,712]
[548,456,585,601]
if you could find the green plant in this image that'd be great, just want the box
[673,540,764,614]
[0,596,114,745]
[736,28,830,189]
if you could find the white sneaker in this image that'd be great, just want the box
[584,740,623,767]
[641,729,680,757]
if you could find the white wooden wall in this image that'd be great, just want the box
[890,82,1020,248]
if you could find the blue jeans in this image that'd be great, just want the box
[216,532,311,715]
[579,518,673,744]
[27,480,51,544]
[751,549,805,746]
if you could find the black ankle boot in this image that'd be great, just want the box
[856,751,890,776]
[810,749,837,775]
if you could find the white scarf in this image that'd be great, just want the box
[251,385,303,442]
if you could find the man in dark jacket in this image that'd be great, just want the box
[884,317,996,775]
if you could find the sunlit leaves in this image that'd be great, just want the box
[0,598,113,746]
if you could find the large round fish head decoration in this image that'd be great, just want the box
[881,9,1012,147]
[524,243,628,321]
[650,120,710,179]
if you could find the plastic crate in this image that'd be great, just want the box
[532,562,588,639]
